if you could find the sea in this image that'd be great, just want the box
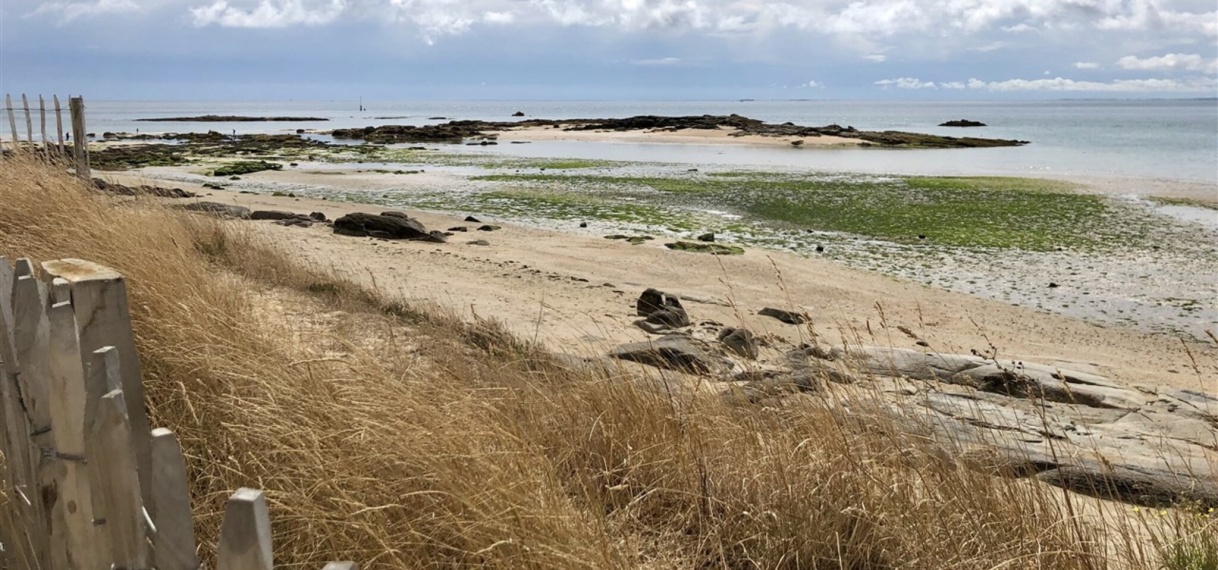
[6,99,1216,186]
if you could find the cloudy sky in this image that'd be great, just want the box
[2,0,1216,99]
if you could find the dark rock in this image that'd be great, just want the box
[1049,282,1060,288]
[381,211,412,219]
[579,222,588,228]
[637,288,684,317]
[468,239,491,246]
[309,212,327,222]
[758,307,808,325]
[448,226,468,232]
[512,111,525,117]
[250,210,301,221]
[275,219,313,228]
[697,233,715,242]
[92,178,196,198]
[638,306,692,331]
[718,327,759,359]
[939,119,987,127]
[180,202,251,219]
[609,336,719,374]
[815,245,824,253]
[465,216,481,223]
[477,225,502,232]
[665,241,743,255]
[333,212,445,242]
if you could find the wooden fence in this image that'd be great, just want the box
[0,257,355,569]
[3,93,90,179]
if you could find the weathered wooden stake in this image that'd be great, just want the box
[42,259,153,517]
[54,95,65,157]
[69,97,89,179]
[5,94,17,146]
[46,295,103,569]
[21,94,33,146]
[217,488,274,570]
[90,387,149,567]
[39,96,47,155]
[150,428,202,570]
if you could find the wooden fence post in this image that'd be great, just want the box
[8,261,59,567]
[46,294,106,569]
[0,257,41,569]
[21,94,33,146]
[69,97,89,179]
[90,382,150,567]
[54,95,65,158]
[150,427,202,570]
[217,488,274,570]
[5,94,17,146]
[42,259,153,517]
[39,95,47,155]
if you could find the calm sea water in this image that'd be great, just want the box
[8,99,1217,184]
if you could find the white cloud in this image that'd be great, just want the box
[875,77,936,89]
[803,80,823,88]
[863,54,887,63]
[1117,53,1218,74]
[962,76,1218,92]
[630,57,682,66]
[190,0,346,28]
[483,11,514,24]
[941,81,966,89]
[1002,23,1036,33]
[29,0,137,22]
[1073,62,1099,69]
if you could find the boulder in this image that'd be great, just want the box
[636,288,684,317]
[465,215,481,223]
[697,233,715,242]
[718,327,758,359]
[512,111,526,117]
[758,307,808,325]
[381,211,412,219]
[448,226,468,232]
[309,212,327,222]
[332,213,446,242]
[477,225,502,232]
[250,210,301,221]
[180,202,251,219]
[609,336,720,374]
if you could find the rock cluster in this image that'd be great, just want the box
[601,288,1218,509]
[333,212,448,242]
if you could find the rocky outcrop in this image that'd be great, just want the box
[328,115,1028,148]
[940,120,987,127]
[718,327,758,359]
[92,178,195,198]
[609,336,721,374]
[179,202,251,219]
[332,213,447,242]
[634,288,691,334]
[758,307,808,325]
[135,115,328,122]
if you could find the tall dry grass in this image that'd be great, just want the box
[0,153,1192,568]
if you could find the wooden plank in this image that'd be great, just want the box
[21,94,33,145]
[69,97,89,179]
[90,386,149,568]
[54,95,65,157]
[216,488,273,570]
[9,266,58,568]
[323,563,359,570]
[5,94,17,145]
[0,257,37,570]
[150,428,201,570]
[42,259,153,516]
[83,346,121,566]
[39,95,47,154]
[46,297,102,568]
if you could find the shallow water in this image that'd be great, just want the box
[24,99,1218,185]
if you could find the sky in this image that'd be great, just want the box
[1,0,1216,100]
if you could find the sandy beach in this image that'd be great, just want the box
[106,167,1218,393]
[490,125,865,147]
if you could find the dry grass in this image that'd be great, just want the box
[0,152,1210,568]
